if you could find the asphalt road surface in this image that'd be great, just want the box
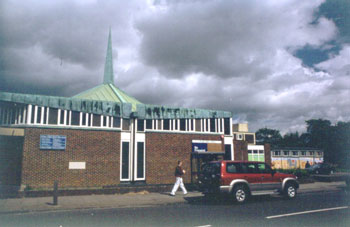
[0,190,349,227]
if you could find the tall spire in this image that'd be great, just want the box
[103,28,114,84]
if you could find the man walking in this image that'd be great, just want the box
[170,161,187,196]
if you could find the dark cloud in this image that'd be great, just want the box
[0,0,349,134]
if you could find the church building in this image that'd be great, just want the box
[0,31,270,193]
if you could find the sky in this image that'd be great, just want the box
[0,0,349,134]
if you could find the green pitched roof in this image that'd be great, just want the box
[73,83,141,111]
[73,29,142,111]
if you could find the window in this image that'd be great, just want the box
[163,119,170,130]
[236,134,243,140]
[157,120,162,130]
[301,151,306,156]
[36,106,42,124]
[309,151,314,156]
[257,163,271,174]
[122,119,130,131]
[195,119,201,132]
[112,117,121,128]
[274,151,281,156]
[210,118,216,132]
[174,119,178,130]
[180,119,186,131]
[283,151,289,156]
[146,119,152,130]
[93,114,100,127]
[121,142,130,180]
[71,111,80,126]
[59,109,65,125]
[248,149,265,162]
[81,113,91,126]
[137,120,144,132]
[224,118,230,135]
[49,108,58,125]
[224,144,232,160]
[226,163,242,173]
[136,142,145,179]
[102,116,109,127]
[30,105,35,124]
[189,119,194,131]
[243,163,257,174]
[245,134,255,144]
[292,151,298,156]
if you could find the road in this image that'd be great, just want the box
[0,190,349,227]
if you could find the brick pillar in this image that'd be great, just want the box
[233,140,248,161]
[264,143,271,165]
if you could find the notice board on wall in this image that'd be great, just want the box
[40,135,66,150]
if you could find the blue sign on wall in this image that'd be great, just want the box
[40,135,66,150]
[192,143,208,152]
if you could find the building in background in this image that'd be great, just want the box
[271,147,324,169]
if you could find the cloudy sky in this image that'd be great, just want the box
[0,0,349,133]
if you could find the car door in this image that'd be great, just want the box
[257,163,281,190]
[241,163,262,191]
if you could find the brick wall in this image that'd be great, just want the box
[22,128,121,189]
[145,132,223,185]
[233,140,248,161]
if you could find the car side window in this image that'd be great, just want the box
[257,163,271,174]
[242,163,258,173]
[226,163,243,173]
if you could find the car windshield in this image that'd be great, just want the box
[311,164,320,169]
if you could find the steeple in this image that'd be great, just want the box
[103,28,114,84]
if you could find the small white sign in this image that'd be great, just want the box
[69,162,86,169]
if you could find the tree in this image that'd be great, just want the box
[305,119,333,163]
[255,128,282,145]
[280,132,306,147]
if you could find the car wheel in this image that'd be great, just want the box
[284,183,297,199]
[232,185,248,203]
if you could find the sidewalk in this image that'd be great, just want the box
[0,181,347,215]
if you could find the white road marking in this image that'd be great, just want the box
[266,206,349,219]
[195,225,212,227]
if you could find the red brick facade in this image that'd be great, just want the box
[21,128,121,189]
[3,127,270,190]
[145,132,223,185]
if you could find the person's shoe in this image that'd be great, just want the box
[184,192,188,195]
[170,193,175,196]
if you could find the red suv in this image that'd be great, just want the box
[198,161,299,203]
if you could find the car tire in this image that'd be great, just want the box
[232,185,249,204]
[284,183,297,199]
